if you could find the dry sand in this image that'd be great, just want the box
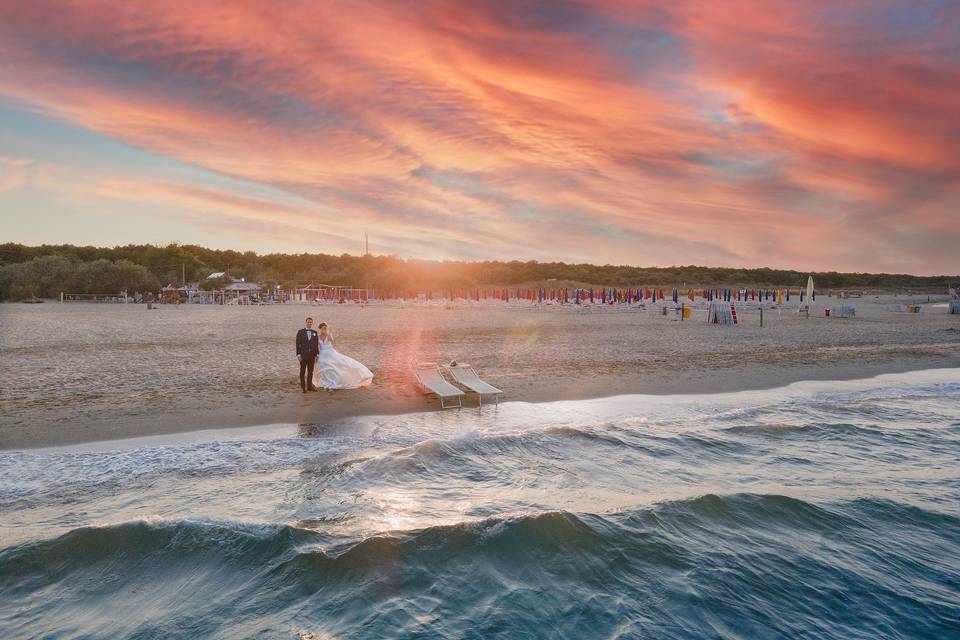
[1,295,958,449]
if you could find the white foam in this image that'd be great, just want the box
[1,368,956,511]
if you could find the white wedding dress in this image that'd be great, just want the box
[313,336,373,389]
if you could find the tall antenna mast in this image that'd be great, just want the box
[364,230,369,256]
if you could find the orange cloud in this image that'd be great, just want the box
[0,0,956,273]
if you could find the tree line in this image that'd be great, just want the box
[0,242,954,301]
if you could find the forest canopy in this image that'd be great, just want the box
[0,242,954,300]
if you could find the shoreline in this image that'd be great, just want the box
[3,296,958,451]
[4,355,958,451]
[15,364,960,456]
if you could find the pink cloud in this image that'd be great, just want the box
[0,0,957,273]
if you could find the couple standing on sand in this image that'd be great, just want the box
[295,317,373,393]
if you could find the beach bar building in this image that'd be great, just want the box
[223,280,262,304]
[160,283,200,304]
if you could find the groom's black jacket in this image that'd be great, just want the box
[296,328,320,358]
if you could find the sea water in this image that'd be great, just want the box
[1,369,958,639]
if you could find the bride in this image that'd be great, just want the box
[313,322,373,389]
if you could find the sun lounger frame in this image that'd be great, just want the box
[444,364,503,407]
[414,363,464,409]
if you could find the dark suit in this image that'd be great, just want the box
[296,328,320,391]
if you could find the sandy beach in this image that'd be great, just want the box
[1,295,958,450]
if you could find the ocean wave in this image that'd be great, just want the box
[720,421,890,438]
[3,371,960,638]
[0,433,400,512]
[297,425,668,489]
[6,494,955,574]
[3,495,958,639]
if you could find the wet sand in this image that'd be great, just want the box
[1,295,958,449]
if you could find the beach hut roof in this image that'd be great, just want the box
[223,281,261,291]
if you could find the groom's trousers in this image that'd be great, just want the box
[300,355,317,391]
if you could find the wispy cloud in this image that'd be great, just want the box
[0,0,957,273]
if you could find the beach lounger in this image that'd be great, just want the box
[444,364,503,407]
[414,363,464,409]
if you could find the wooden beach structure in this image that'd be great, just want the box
[222,280,262,304]
[293,284,372,304]
[61,291,130,303]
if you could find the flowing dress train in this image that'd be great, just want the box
[313,338,373,389]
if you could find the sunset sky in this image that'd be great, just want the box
[0,0,957,274]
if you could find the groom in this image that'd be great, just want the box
[296,317,320,393]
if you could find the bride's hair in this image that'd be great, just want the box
[318,322,328,329]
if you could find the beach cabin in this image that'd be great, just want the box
[223,280,261,304]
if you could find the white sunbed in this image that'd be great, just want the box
[444,364,503,407]
[414,363,464,409]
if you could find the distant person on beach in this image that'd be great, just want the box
[313,322,373,389]
[296,317,320,393]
